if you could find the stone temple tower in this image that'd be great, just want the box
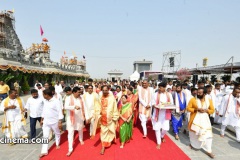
[0,10,23,59]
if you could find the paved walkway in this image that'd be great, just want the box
[167,124,240,160]
[0,95,239,160]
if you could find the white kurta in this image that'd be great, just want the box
[64,96,87,130]
[83,92,98,119]
[151,92,173,131]
[83,92,99,136]
[219,94,240,127]
[138,87,154,121]
[64,95,87,152]
[41,97,63,124]
[55,84,63,94]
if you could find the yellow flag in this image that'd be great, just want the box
[12,8,15,13]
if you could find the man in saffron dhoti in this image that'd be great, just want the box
[171,84,186,140]
[93,85,119,155]
[187,87,215,159]
[0,89,28,145]
[152,82,173,149]
[219,87,240,141]
[64,87,88,156]
[138,80,154,138]
[119,95,133,148]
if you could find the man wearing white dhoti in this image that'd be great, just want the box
[151,82,173,149]
[212,83,224,124]
[83,85,100,138]
[64,87,88,156]
[0,89,28,144]
[138,80,154,138]
[187,87,215,159]
[39,89,63,158]
[219,87,240,141]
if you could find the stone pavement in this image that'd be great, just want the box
[0,95,239,160]
[167,123,240,160]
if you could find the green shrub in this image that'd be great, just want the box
[21,76,30,92]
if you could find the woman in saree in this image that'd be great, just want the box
[119,95,133,148]
[127,87,139,126]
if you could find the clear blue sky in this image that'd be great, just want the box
[1,0,240,79]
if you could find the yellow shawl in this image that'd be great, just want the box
[2,97,26,133]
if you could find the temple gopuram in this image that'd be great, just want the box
[0,10,89,87]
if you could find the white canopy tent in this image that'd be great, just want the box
[129,70,140,81]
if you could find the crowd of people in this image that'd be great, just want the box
[0,78,240,159]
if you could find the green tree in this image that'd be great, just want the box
[21,75,30,93]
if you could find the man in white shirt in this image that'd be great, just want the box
[64,87,88,156]
[83,85,100,138]
[39,89,63,158]
[25,89,44,140]
[49,86,64,135]
[36,83,44,97]
[54,81,63,95]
